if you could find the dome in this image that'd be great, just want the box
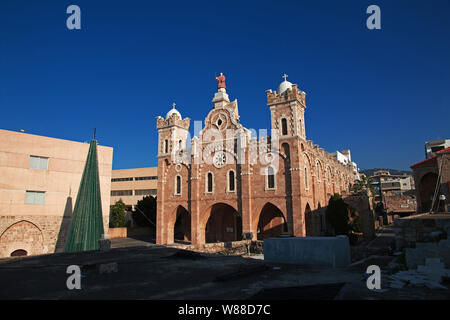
[165,106,181,120]
[278,80,293,94]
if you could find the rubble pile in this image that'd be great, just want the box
[388,258,450,290]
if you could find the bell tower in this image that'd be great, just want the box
[267,74,307,140]
[156,103,190,160]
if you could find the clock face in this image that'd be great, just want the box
[213,152,226,168]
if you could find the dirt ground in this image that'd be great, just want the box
[0,232,449,300]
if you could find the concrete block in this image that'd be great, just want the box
[264,236,351,268]
[99,239,111,251]
[394,219,409,227]
[425,258,443,267]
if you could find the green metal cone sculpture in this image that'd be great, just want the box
[65,139,104,252]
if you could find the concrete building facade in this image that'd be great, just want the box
[156,75,355,246]
[110,167,157,209]
[425,139,450,159]
[0,129,113,257]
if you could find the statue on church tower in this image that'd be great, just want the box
[216,72,226,90]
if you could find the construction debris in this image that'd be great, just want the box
[388,258,450,290]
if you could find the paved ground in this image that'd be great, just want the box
[0,231,449,300]
[110,236,156,249]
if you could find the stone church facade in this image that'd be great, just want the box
[156,74,355,246]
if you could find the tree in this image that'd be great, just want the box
[110,200,127,228]
[132,195,157,228]
[325,193,350,235]
[352,175,376,197]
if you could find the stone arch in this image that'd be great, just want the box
[303,152,312,167]
[173,206,191,243]
[326,166,332,184]
[419,172,439,212]
[201,203,242,243]
[0,220,44,257]
[255,202,287,240]
[11,249,28,257]
[315,160,323,181]
[167,205,190,244]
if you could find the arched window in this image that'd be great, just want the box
[227,170,236,192]
[175,175,181,195]
[267,166,275,189]
[164,139,169,153]
[281,118,288,136]
[316,162,321,181]
[206,172,213,193]
[304,167,309,189]
[10,249,27,257]
[178,139,182,150]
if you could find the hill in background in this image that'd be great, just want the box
[359,168,413,177]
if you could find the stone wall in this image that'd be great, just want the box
[0,215,109,257]
[108,227,155,239]
[394,213,450,249]
[384,192,417,214]
[344,191,375,240]
[168,240,252,254]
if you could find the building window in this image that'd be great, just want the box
[25,191,45,205]
[267,166,275,190]
[164,139,169,153]
[178,140,182,150]
[206,172,213,193]
[111,190,133,196]
[316,162,321,181]
[134,189,157,196]
[227,170,236,192]
[111,177,133,182]
[134,176,157,181]
[281,118,288,136]
[304,167,309,189]
[175,175,181,195]
[29,156,49,170]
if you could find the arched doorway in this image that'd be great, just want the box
[11,249,27,257]
[205,203,242,243]
[419,172,439,212]
[173,206,191,243]
[0,221,44,257]
[257,203,287,240]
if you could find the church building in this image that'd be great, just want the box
[156,74,355,246]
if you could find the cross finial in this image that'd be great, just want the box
[172,102,176,109]
[282,74,288,81]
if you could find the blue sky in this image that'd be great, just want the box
[0,0,449,170]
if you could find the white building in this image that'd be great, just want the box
[425,139,450,159]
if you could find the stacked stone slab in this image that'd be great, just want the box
[394,214,450,249]
[405,239,450,269]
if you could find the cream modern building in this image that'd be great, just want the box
[111,167,158,209]
[0,129,113,257]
